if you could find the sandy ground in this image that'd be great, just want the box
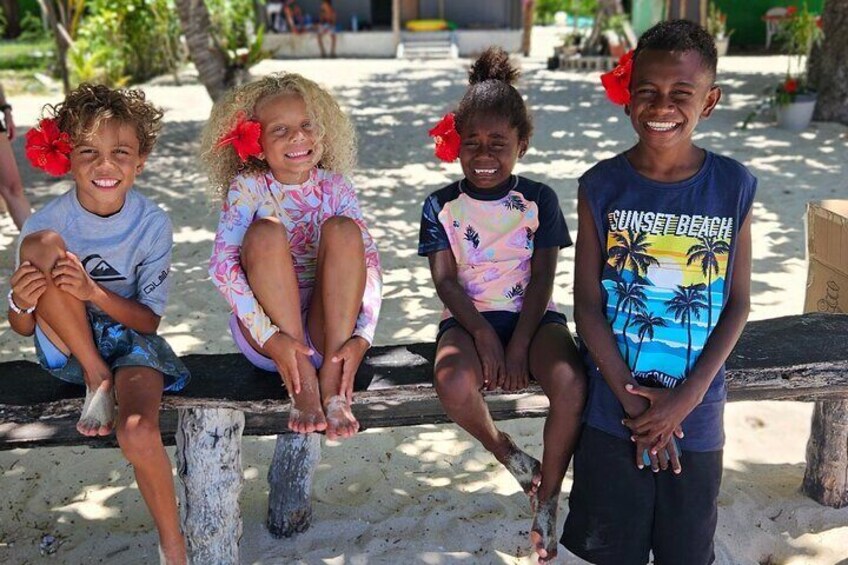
[1,29,847,564]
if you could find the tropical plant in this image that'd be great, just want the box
[686,236,729,332]
[774,3,824,105]
[665,283,708,375]
[705,2,733,41]
[609,229,660,280]
[632,311,667,369]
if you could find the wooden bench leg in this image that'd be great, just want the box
[803,399,848,508]
[176,407,245,563]
[266,432,321,538]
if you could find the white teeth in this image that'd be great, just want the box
[93,179,119,188]
[646,121,678,131]
[474,168,497,174]
[286,150,309,158]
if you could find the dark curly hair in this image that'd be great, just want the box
[633,19,718,79]
[44,83,164,156]
[454,46,533,144]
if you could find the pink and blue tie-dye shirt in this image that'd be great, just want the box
[209,167,382,346]
[418,175,571,319]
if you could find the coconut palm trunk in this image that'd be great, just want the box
[174,0,231,102]
[808,0,848,125]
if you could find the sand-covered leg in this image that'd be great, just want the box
[76,379,115,436]
[497,433,541,496]
[530,496,559,563]
[323,394,359,440]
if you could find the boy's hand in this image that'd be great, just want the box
[622,383,692,473]
[472,326,505,391]
[264,331,314,395]
[10,262,48,311]
[503,340,530,392]
[51,252,98,301]
[331,336,369,403]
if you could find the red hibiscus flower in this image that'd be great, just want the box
[24,118,72,177]
[217,113,262,162]
[786,5,798,16]
[784,78,798,94]
[600,49,634,106]
[428,112,461,162]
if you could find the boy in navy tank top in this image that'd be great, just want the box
[561,21,756,564]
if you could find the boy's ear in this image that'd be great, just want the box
[136,154,149,174]
[700,85,722,118]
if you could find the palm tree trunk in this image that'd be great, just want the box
[633,338,644,369]
[622,305,634,364]
[174,0,231,103]
[521,0,535,57]
[808,0,848,125]
[582,0,624,56]
[706,270,713,332]
[685,315,692,375]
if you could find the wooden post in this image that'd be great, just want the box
[803,399,848,508]
[392,0,401,56]
[176,408,245,564]
[266,432,322,538]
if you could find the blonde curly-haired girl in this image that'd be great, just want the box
[203,73,382,441]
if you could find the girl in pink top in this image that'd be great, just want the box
[202,73,382,440]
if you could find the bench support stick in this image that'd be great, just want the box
[803,399,848,508]
[176,407,245,563]
[267,432,321,537]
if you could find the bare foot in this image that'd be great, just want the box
[530,496,559,563]
[287,357,327,434]
[494,433,541,497]
[158,542,187,565]
[76,379,115,437]
[323,394,359,440]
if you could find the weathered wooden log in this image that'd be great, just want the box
[802,399,848,508]
[176,408,245,564]
[266,432,321,538]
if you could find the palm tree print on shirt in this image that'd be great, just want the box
[632,311,667,369]
[686,236,730,332]
[609,229,660,282]
[665,283,708,375]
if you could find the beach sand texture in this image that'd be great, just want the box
[1,46,847,563]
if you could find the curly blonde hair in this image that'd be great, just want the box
[44,83,163,156]
[200,73,357,200]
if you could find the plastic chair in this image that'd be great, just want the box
[764,7,788,49]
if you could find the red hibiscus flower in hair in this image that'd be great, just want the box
[428,112,461,163]
[25,118,73,177]
[600,49,634,106]
[217,112,262,162]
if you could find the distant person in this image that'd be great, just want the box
[561,20,755,564]
[316,0,337,58]
[283,0,304,34]
[0,82,32,229]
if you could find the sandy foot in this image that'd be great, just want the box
[76,381,115,437]
[530,496,559,563]
[324,394,359,440]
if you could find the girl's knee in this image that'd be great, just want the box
[434,365,479,403]
[20,230,67,269]
[321,216,362,247]
[116,415,162,464]
[548,364,587,405]
[242,218,288,263]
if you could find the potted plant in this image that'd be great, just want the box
[773,3,824,131]
[706,2,733,57]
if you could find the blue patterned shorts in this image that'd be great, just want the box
[34,310,190,392]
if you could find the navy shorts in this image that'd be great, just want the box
[436,309,567,347]
[561,425,723,565]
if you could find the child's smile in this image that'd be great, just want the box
[459,114,526,190]
[256,93,322,185]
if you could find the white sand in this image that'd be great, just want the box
[1,34,847,563]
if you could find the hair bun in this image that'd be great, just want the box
[468,46,519,85]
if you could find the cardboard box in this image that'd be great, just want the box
[805,200,848,314]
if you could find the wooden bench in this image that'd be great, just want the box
[2,313,847,563]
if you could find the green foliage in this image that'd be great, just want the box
[68,0,183,87]
[535,0,598,25]
[706,2,733,40]
[205,0,269,68]
[18,11,49,42]
[0,39,54,70]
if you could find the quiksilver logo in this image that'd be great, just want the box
[82,254,126,282]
